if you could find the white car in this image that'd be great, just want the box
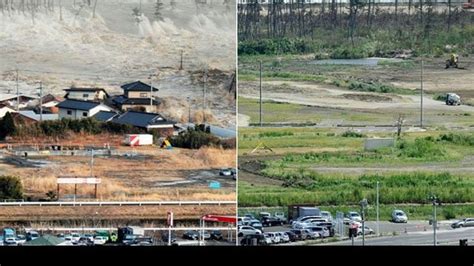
[392,210,408,223]
[70,232,81,243]
[93,236,107,245]
[357,226,375,235]
[275,232,290,243]
[238,226,262,237]
[266,232,280,244]
[15,235,26,245]
[219,168,232,176]
[307,226,330,238]
[262,233,273,245]
[347,212,362,222]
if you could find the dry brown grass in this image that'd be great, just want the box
[2,146,236,201]
[0,205,236,222]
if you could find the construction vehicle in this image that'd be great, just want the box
[445,53,459,69]
[463,0,474,9]
[446,93,461,106]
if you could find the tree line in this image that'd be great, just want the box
[238,0,473,55]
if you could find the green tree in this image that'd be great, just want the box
[0,176,24,200]
[0,112,16,140]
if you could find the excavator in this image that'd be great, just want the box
[445,53,459,69]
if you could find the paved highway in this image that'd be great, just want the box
[321,227,474,246]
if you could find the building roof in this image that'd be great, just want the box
[93,111,119,122]
[121,81,159,92]
[112,96,161,106]
[0,93,37,102]
[24,235,65,246]
[57,99,102,111]
[111,111,174,128]
[64,87,107,92]
[19,110,59,121]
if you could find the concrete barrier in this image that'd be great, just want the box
[364,138,395,151]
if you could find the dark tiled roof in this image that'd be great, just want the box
[111,111,174,128]
[121,81,158,92]
[57,100,101,111]
[93,111,118,122]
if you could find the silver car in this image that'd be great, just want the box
[392,210,408,223]
[451,218,474,229]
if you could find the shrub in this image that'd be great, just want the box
[258,131,294,138]
[170,126,235,149]
[341,130,365,138]
[0,176,23,200]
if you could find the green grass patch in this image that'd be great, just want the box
[239,172,474,207]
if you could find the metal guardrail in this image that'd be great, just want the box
[25,227,237,231]
[0,201,236,207]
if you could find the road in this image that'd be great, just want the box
[0,200,236,207]
[321,227,474,246]
[260,220,474,246]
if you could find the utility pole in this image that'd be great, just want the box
[90,149,94,177]
[179,50,183,70]
[150,80,153,110]
[203,67,208,109]
[420,60,424,128]
[38,81,43,122]
[187,96,191,123]
[360,198,368,246]
[376,181,380,236]
[16,69,19,111]
[430,195,440,246]
[259,60,262,127]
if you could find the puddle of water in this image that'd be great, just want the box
[310,58,402,66]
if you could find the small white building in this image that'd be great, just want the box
[57,99,113,120]
[64,88,109,102]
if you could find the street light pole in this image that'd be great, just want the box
[376,181,380,236]
[420,60,424,128]
[430,195,440,246]
[360,198,368,246]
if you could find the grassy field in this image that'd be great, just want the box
[239,127,474,218]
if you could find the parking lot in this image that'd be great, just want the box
[237,208,473,246]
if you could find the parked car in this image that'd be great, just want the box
[26,231,40,241]
[266,232,280,244]
[285,231,298,242]
[4,237,17,246]
[210,230,223,240]
[261,217,284,227]
[274,212,287,223]
[250,221,264,232]
[451,218,474,228]
[84,234,94,242]
[244,214,257,220]
[93,236,107,245]
[302,229,319,239]
[357,226,375,235]
[161,232,177,243]
[77,237,94,246]
[15,234,26,245]
[240,234,265,246]
[317,222,336,237]
[321,211,333,222]
[199,231,211,240]
[289,229,308,241]
[70,232,81,243]
[183,230,200,240]
[262,233,273,245]
[346,212,362,222]
[259,212,271,218]
[276,232,290,243]
[219,168,233,176]
[238,226,262,237]
[291,216,323,226]
[392,210,408,223]
[307,226,330,238]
